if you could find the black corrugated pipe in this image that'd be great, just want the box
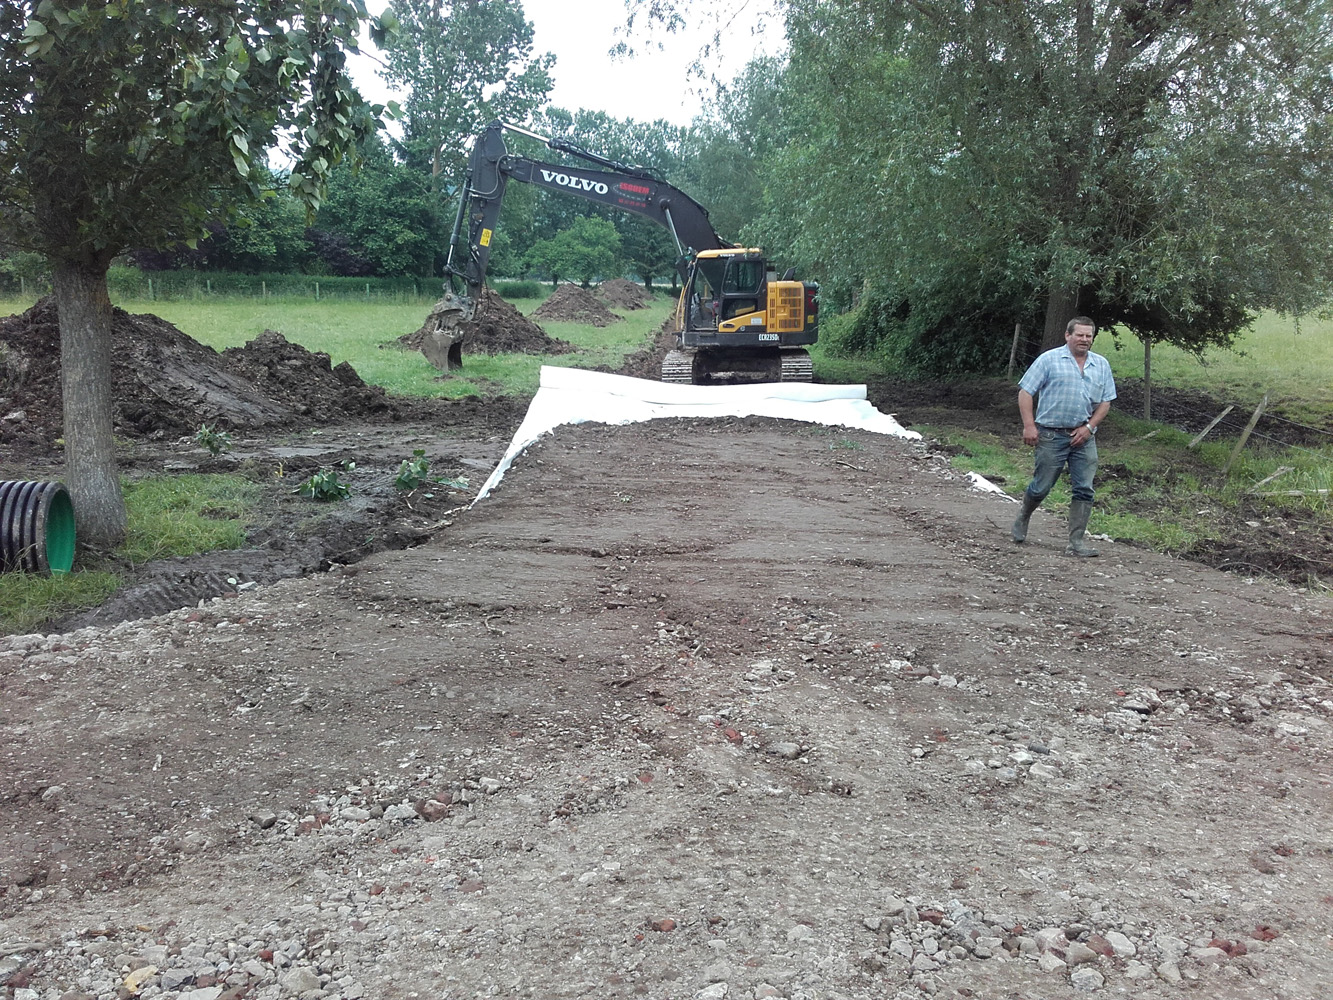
[0,480,76,575]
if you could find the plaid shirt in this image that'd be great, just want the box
[1018,345,1117,428]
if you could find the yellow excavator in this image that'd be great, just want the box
[436,120,818,384]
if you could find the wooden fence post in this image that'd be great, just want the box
[1187,405,1235,449]
[1007,323,1022,378]
[1221,394,1268,478]
[1143,337,1152,422]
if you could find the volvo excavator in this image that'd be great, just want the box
[434,119,818,384]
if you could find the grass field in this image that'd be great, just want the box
[0,290,675,399]
[1103,312,1333,425]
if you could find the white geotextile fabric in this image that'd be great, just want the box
[474,366,923,501]
[967,471,1016,499]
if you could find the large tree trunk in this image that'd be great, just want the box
[52,261,127,549]
[1041,282,1081,350]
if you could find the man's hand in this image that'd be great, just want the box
[1072,424,1093,446]
[1017,390,1039,446]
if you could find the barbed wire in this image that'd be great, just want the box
[1119,394,1333,459]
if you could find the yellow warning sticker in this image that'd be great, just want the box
[480,228,492,247]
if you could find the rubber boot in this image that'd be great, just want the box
[1065,500,1100,557]
[1011,492,1041,543]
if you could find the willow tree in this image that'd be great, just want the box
[0,1,392,546]
[819,0,1333,354]
[634,1,1333,372]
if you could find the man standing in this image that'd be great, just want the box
[1012,316,1117,557]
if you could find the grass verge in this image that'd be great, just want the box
[0,473,260,635]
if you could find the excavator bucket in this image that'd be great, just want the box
[417,293,473,371]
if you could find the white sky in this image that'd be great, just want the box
[351,0,784,129]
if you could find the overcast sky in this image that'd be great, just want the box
[351,0,784,129]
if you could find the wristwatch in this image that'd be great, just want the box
[1085,422,1097,435]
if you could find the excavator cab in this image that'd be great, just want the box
[686,253,766,331]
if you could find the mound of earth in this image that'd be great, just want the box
[220,330,391,424]
[596,277,653,309]
[397,286,571,356]
[532,283,620,327]
[0,298,397,460]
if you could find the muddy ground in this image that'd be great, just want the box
[2,303,1332,1000]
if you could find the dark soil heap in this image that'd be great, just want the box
[531,283,620,327]
[398,286,571,355]
[596,278,654,309]
[0,297,392,459]
[220,330,391,424]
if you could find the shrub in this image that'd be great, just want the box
[493,280,545,299]
[194,423,232,456]
[294,464,353,501]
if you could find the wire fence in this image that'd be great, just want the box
[0,269,447,303]
[1130,390,1333,458]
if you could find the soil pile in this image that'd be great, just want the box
[1,300,365,461]
[219,330,391,424]
[398,286,571,355]
[532,283,620,327]
[1,298,400,461]
[596,277,654,309]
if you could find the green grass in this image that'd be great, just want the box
[0,291,675,400]
[0,570,119,636]
[0,473,260,635]
[121,473,258,562]
[1104,312,1333,426]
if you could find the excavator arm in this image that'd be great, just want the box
[443,120,732,313]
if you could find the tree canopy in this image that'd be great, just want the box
[526,216,623,288]
[382,0,554,191]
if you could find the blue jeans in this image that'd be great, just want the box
[1025,428,1098,503]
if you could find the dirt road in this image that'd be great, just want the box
[3,413,1331,1000]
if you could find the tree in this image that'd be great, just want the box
[0,2,390,546]
[212,184,314,274]
[824,1,1333,356]
[674,57,785,245]
[636,1,1333,371]
[531,108,684,288]
[313,134,443,276]
[383,0,553,193]
[526,216,623,288]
